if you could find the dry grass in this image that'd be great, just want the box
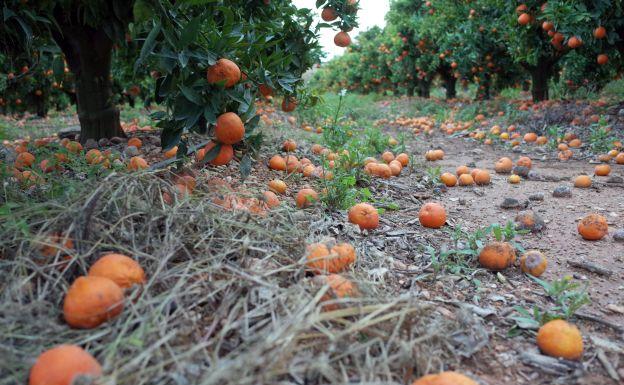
[0,172,486,384]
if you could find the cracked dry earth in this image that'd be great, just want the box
[353,119,624,384]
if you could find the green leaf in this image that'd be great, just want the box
[179,17,202,47]
[179,84,202,105]
[135,21,161,73]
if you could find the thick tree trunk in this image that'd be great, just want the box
[529,58,553,102]
[444,76,457,99]
[51,22,124,143]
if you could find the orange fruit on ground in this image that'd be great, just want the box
[282,139,297,152]
[456,165,470,176]
[577,213,608,241]
[389,160,402,176]
[302,164,316,177]
[284,155,300,173]
[348,203,379,230]
[381,151,395,163]
[474,169,491,185]
[88,254,146,289]
[396,153,409,166]
[127,156,148,171]
[164,146,178,159]
[598,154,612,163]
[15,152,35,170]
[568,138,582,148]
[573,175,592,188]
[295,188,318,208]
[432,149,445,160]
[85,149,104,164]
[29,345,102,385]
[127,137,142,149]
[508,174,521,184]
[374,163,392,179]
[478,242,516,271]
[268,155,287,171]
[262,191,280,208]
[316,274,357,311]
[311,144,323,154]
[458,173,474,186]
[412,371,478,385]
[207,58,241,88]
[558,143,569,151]
[536,136,548,145]
[306,242,356,274]
[419,202,447,229]
[494,157,513,173]
[63,276,124,329]
[65,141,83,153]
[524,132,537,142]
[520,250,547,277]
[440,172,457,187]
[268,179,287,194]
[537,319,583,360]
[516,156,532,168]
[594,164,610,176]
[215,112,245,144]
[616,153,624,164]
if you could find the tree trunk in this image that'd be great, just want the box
[529,58,552,102]
[444,76,456,99]
[51,22,124,143]
[418,79,431,98]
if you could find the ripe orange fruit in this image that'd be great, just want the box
[321,7,337,21]
[215,112,245,144]
[262,191,280,208]
[282,97,297,112]
[558,143,569,151]
[456,165,470,176]
[458,173,474,186]
[65,141,83,153]
[518,13,531,25]
[207,58,241,88]
[524,132,537,142]
[616,153,624,164]
[334,31,352,47]
[373,163,392,178]
[594,164,610,176]
[203,142,234,166]
[164,146,178,159]
[597,54,609,65]
[285,155,300,173]
[15,152,35,170]
[396,153,409,166]
[520,250,547,277]
[258,84,273,97]
[311,144,324,154]
[594,26,607,39]
[88,254,145,289]
[268,155,287,171]
[296,188,318,208]
[567,36,582,49]
[577,213,608,241]
[440,172,457,187]
[508,174,521,184]
[537,319,583,360]
[388,160,402,176]
[516,156,532,168]
[306,241,356,274]
[127,156,148,171]
[494,157,513,173]
[381,151,395,163]
[568,138,582,148]
[29,345,102,385]
[536,136,548,145]
[573,175,592,188]
[474,169,491,185]
[316,274,357,311]
[411,371,478,385]
[85,149,103,165]
[127,137,142,148]
[348,203,379,230]
[478,242,516,271]
[419,202,446,229]
[63,276,124,329]
[268,179,287,194]
[282,139,297,152]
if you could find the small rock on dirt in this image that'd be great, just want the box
[512,166,530,178]
[501,198,525,209]
[528,192,545,201]
[110,136,125,144]
[606,176,624,184]
[98,138,110,147]
[84,138,98,150]
[613,229,624,243]
[124,145,139,157]
[553,185,572,198]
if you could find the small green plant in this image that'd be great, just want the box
[587,123,616,153]
[508,276,590,335]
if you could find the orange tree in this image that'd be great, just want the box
[1,0,357,152]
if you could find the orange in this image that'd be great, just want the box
[334,31,352,47]
[348,203,379,230]
[396,153,409,166]
[594,164,610,176]
[65,141,83,153]
[520,250,547,277]
[127,137,142,148]
[381,151,395,163]
[536,136,548,145]
[88,253,146,289]
[29,345,102,385]
[311,144,324,154]
[494,157,513,173]
[516,156,532,168]
[321,7,337,21]
[203,142,234,166]
[285,155,300,173]
[268,155,286,171]
[567,36,583,49]
[63,276,124,329]
[316,274,357,311]
[568,138,582,148]
[518,13,531,25]
[597,54,609,65]
[474,169,491,185]
[85,149,103,165]
[207,58,241,88]
[15,152,35,170]
[458,174,474,186]
[282,97,297,112]
[524,132,537,142]
[373,163,392,179]
[388,160,402,176]
[296,188,318,208]
[412,371,478,385]
[215,112,245,144]
[127,156,148,171]
[573,175,591,188]
[282,139,297,152]
[616,153,624,164]
[456,165,470,176]
[594,26,607,39]
[478,242,516,271]
[268,179,287,194]
[577,213,608,241]
[537,320,583,360]
[306,242,356,274]
[419,202,446,229]
[262,191,280,208]
[508,174,521,184]
[164,146,178,159]
[440,172,457,187]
